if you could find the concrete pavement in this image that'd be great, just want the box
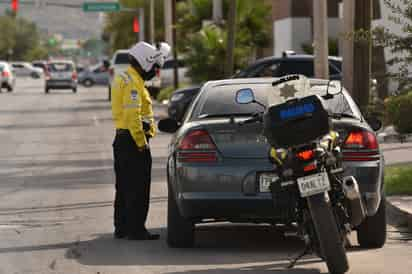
[0,78,411,274]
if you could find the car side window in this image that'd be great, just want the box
[254,62,281,77]
[329,63,341,76]
[278,61,314,77]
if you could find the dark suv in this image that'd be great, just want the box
[168,53,342,122]
[233,53,342,79]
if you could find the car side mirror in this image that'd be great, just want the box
[158,118,180,133]
[235,88,255,104]
[366,116,382,131]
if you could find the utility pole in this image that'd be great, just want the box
[313,0,329,79]
[138,8,145,42]
[150,0,155,44]
[352,0,372,113]
[225,0,237,77]
[172,0,178,89]
[342,0,355,94]
[213,0,223,23]
[164,0,173,46]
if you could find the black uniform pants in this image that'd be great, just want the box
[113,131,152,235]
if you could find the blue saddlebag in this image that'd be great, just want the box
[263,95,330,147]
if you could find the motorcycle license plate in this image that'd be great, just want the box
[259,173,279,192]
[297,172,330,197]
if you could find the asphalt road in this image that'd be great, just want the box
[0,78,411,274]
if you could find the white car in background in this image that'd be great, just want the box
[160,58,190,88]
[11,62,43,78]
[0,61,16,92]
[108,49,161,100]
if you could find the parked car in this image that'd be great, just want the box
[32,60,48,73]
[167,53,343,122]
[168,86,202,122]
[11,62,43,78]
[107,49,161,100]
[45,61,78,93]
[234,52,342,80]
[158,78,385,248]
[161,58,190,88]
[0,61,16,92]
[78,63,109,87]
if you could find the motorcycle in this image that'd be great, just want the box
[235,75,366,274]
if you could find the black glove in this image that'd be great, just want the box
[142,121,151,132]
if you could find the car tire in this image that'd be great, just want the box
[45,88,49,94]
[73,87,77,93]
[31,72,40,79]
[108,86,111,101]
[167,183,194,248]
[83,79,94,87]
[357,198,387,248]
[7,85,13,92]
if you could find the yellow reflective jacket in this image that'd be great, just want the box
[111,66,155,148]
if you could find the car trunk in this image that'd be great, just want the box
[201,119,270,159]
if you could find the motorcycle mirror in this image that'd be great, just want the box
[326,80,343,96]
[235,88,255,104]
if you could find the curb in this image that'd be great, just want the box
[386,200,412,231]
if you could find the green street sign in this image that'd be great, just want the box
[83,2,120,12]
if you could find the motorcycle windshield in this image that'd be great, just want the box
[267,75,312,107]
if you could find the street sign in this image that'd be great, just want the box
[83,2,120,12]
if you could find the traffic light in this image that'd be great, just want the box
[133,16,139,33]
[11,0,19,13]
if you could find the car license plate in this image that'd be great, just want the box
[259,173,279,192]
[297,172,330,197]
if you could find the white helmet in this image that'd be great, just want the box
[129,41,171,72]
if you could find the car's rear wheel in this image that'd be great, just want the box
[45,88,49,94]
[73,87,77,93]
[167,183,194,248]
[7,85,13,92]
[357,198,386,248]
[83,79,94,87]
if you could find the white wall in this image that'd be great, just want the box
[273,17,341,57]
[373,0,411,93]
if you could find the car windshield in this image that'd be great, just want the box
[49,63,73,72]
[194,82,360,120]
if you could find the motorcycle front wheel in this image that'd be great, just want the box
[307,193,349,274]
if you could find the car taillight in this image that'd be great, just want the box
[2,70,9,78]
[342,130,379,161]
[109,68,114,77]
[177,130,217,163]
[296,149,314,161]
[156,68,160,77]
[72,72,77,80]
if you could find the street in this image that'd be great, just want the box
[0,78,411,274]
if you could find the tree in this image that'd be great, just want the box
[0,15,46,61]
[103,0,165,53]
[374,0,412,94]
[179,0,271,83]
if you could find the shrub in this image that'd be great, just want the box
[385,91,412,134]
[156,86,175,102]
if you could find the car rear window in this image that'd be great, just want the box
[114,53,129,64]
[49,63,73,72]
[194,83,358,120]
[195,84,269,118]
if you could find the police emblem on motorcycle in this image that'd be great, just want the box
[280,84,298,99]
[131,90,138,101]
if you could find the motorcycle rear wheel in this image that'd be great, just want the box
[307,193,349,274]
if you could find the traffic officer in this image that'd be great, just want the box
[111,41,170,240]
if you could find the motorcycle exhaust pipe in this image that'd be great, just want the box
[342,176,366,227]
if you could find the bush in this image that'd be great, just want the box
[385,91,412,134]
[156,86,175,102]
